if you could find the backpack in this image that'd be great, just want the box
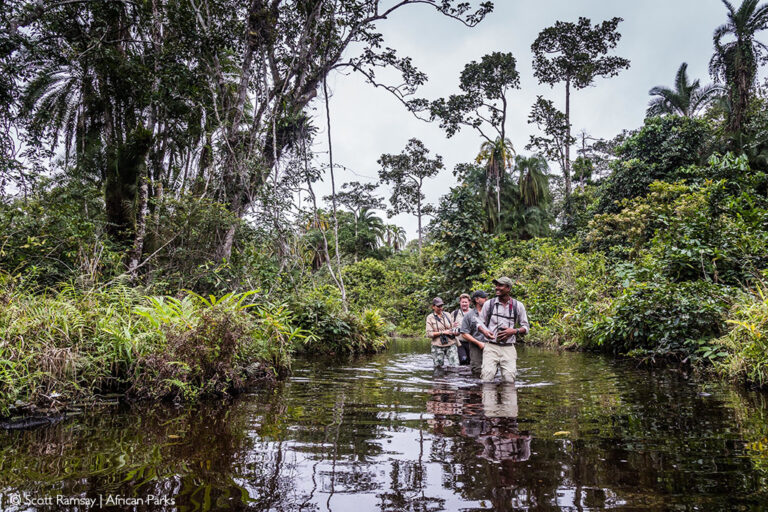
[484,297,519,329]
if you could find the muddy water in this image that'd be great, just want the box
[2,340,768,511]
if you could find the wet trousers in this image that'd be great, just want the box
[481,343,517,383]
[431,345,459,368]
[469,343,484,375]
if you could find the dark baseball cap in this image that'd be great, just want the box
[432,297,444,306]
[471,290,488,300]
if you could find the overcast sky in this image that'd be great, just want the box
[307,0,741,240]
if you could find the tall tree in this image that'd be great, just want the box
[648,63,722,118]
[416,52,520,226]
[355,207,385,256]
[515,155,550,209]
[531,17,630,198]
[430,183,490,297]
[378,139,443,254]
[9,0,494,266]
[527,97,574,178]
[709,0,768,135]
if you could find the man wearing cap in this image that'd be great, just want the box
[459,290,490,376]
[476,277,530,383]
[426,297,460,368]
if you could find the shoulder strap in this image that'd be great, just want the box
[485,298,496,326]
[511,299,518,327]
[453,309,459,321]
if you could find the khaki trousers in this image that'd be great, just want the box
[481,343,517,383]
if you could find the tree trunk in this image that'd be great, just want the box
[105,128,153,245]
[496,170,501,232]
[417,193,423,256]
[730,66,749,137]
[354,211,359,263]
[216,221,238,262]
[564,79,572,198]
[127,176,149,278]
[324,76,347,308]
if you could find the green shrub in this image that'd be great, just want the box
[478,239,616,334]
[0,180,123,286]
[716,286,768,388]
[342,253,430,335]
[290,284,390,354]
[587,280,731,356]
[596,116,712,214]
[355,308,390,352]
[130,306,248,400]
[248,302,315,378]
[0,280,304,414]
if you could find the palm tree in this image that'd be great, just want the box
[511,155,551,239]
[21,63,101,170]
[383,224,408,251]
[709,0,768,133]
[514,155,550,208]
[356,207,385,258]
[476,137,515,232]
[647,63,722,118]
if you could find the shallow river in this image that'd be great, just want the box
[2,340,768,511]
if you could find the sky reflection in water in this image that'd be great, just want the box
[1,340,768,511]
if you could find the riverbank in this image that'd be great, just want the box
[0,275,389,417]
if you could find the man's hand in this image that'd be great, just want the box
[478,342,485,350]
[497,327,517,342]
[479,327,495,339]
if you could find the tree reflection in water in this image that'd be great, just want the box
[2,343,768,511]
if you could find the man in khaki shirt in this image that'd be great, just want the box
[477,276,530,383]
[425,297,459,368]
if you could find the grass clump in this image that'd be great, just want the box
[716,286,768,389]
[0,275,313,415]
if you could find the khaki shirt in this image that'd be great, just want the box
[425,311,459,347]
[477,297,530,344]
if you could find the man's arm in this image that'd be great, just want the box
[476,301,495,339]
[459,315,484,348]
[461,330,485,348]
[517,302,530,335]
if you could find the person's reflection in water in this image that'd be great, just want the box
[477,383,531,463]
[426,387,459,434]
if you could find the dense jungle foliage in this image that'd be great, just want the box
[1,0,768,414]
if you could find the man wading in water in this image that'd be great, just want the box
[477,277,529,383]
[426,297,459,368]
